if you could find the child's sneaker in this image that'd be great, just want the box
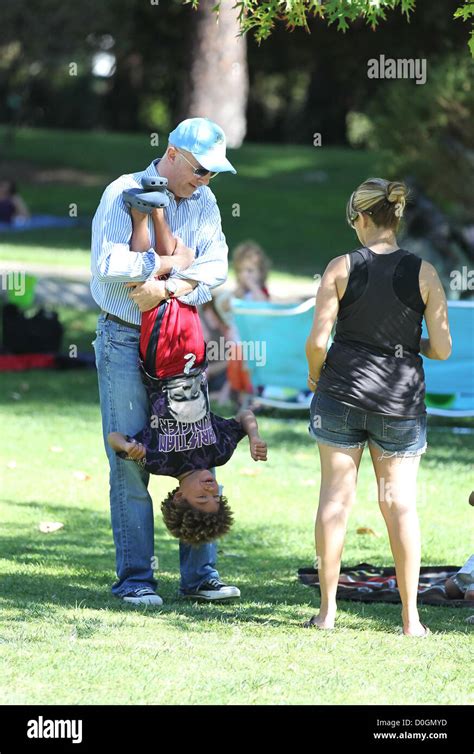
[122,188,169,213]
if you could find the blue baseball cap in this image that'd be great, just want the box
[168,117,237,175]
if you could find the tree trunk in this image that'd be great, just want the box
[182,0,248,148]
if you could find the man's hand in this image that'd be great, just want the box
[307,374,319,392]
[249,436,268,462]
[125,278,166,312]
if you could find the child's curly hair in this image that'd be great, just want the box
[161,488,234,546]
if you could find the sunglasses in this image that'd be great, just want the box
[346,192,374,229]
[176,149,217,180]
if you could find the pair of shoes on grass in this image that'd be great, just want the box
[121,579,240,606]
[122,175,170,213]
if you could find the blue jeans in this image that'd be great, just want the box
[93,313,219,596]
[309,391,427,458]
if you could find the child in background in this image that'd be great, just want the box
[199,295,233,405]
[226,241,271,402]
[232,240,271,301]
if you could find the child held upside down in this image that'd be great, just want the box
[108,205,268,545]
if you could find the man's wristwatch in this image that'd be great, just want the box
[165,279,178,299]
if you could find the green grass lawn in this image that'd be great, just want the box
[0,129,472,705]
[0,126,380,277]
[0,360,473,705]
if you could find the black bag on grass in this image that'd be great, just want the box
[1,303,63,354]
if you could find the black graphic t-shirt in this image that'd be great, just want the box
[125,367,247,477]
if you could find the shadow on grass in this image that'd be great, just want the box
[0,500,470,635]
[0,370,100,408]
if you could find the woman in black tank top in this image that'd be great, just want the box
[305,177,452,637]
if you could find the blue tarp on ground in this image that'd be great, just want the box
[0,215,85,232]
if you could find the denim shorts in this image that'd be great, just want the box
[309,391,427,458]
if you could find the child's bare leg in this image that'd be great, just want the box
[131,207,184,262]
[130,208,152,252]
[108,432,146,461]
[151,208,176,255]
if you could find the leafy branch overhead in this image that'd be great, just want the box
[454,1,474,55]
[185,0,474,55]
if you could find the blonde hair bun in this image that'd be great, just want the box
[346,177,408,228]
[386,182,407,204]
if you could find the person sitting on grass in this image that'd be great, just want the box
[108,204,268,547]
[0,179,30,225]
[445,555,474,602]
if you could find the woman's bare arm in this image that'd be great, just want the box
[419,261,452,360]
[305,255,347,389]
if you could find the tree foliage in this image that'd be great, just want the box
[367,54,474,217]
[185,0,473,54]
[454,1,474,55]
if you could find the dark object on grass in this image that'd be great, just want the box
[0,353,95,372]
[0,353,56,371]
[2,303,63,354]
[54,354,96,370]
[298,562,473,607]
[445,577,464,600]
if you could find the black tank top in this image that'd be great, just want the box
[317,246,427,416]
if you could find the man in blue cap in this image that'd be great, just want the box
[91,117,239,606]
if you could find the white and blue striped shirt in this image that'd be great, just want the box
[90,158,228,324]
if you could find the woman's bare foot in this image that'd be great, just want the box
[401,608,430,636]
[303,612,336,630]
[402,622,430,637]
[108,432,146,461]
